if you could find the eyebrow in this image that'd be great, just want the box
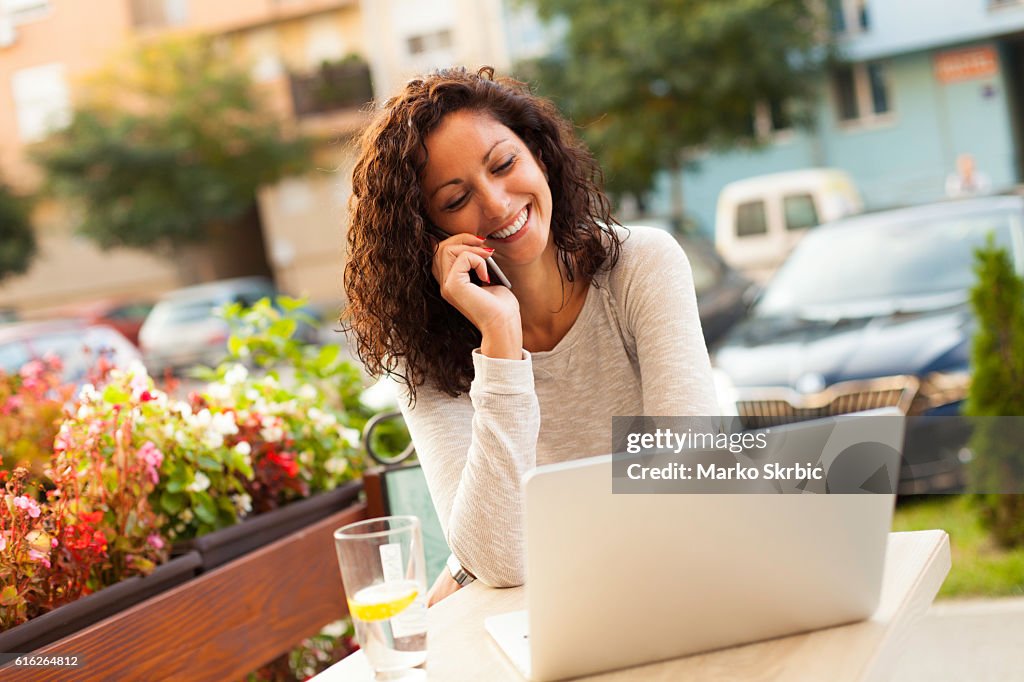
[428,138,509,199]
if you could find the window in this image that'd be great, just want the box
[406,29,453,56]
[830,0,869,34]
[11,62,70,142]
[832,61,892,125]
[736,201,768,237]
[129,0,187,29]
[749,99,793,140]
[3,0,50,24]
[783,194,819,231]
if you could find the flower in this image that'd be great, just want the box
[234,441,252,457]
[137,441,164,485]
[211,411,238,436]
[188,472,211,493]
[232,493,252,515]
[28,549,51,568]
[0,534,7,552]
[13,495,41,519]
[298,383,317,401]
[147,534,165,550]
[224,364,248,386]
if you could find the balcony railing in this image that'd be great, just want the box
[289,59,373,119]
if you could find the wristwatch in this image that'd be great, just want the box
[446,553,477,586]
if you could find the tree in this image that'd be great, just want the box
[31,37,311,259]
[0,181,36,282]
[519,0,828,211]
[965,236,1024,547]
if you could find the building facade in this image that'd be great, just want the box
[0,0,369,314]
[645,0,1024,237]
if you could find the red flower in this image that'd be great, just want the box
[138,390,155,402]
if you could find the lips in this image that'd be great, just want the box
[487,205,530,240]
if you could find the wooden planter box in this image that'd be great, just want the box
[1,502,368,681]
[0,551,202,655]
[175,481,363,572]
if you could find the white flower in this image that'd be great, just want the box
[298,384,317,401]
[206,382,231,402]
[211,411,238,436]
[232,493,252,515]
[300,450,314,466]
[188,472,211,493]
[193,409,212,429]
[321,620,346,638]
[340,427,362,446]
[308,407,337,431]
[325,457,348,475]
[162,423,175,438]
[180,508,194,523]
[234,441,252,457]
[224,363,249,386]
[245,388,260,402]
[260,416,284,443]
[261,375,279,389]
[76,404,93,420]
[202,432,225,450]
[175,402,193,418]
[175,430,189,445]
[78,383,100,403]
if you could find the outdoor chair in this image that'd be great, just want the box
[361,411,449,583]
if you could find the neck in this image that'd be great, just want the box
[502,240,588,350]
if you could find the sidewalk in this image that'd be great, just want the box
[890,596,1024,681]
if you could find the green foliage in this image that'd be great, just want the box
[965,236,1024,547]
[0,180,36,281]
[31,36,311,254]
[520,0,827,198]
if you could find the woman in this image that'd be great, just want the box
[343,67,717,604]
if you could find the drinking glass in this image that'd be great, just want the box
[334,516,428,680]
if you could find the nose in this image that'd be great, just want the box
[476,180,511,221]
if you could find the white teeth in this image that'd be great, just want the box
[490,207,528,239]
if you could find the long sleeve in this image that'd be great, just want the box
[618,229,719,417]
[398,351,540,587]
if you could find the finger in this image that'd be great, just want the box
[451,251,490,284]
[440,244,495,261]
[440,231,487,247]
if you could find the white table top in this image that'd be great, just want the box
[316,530,950,682]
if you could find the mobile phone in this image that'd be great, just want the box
[428,225,512,290]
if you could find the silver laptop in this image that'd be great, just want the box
[486,412,904,681]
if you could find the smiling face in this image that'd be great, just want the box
[421,109,553,265]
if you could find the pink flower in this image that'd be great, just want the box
[147,533,165,550]
[28,549,51,568]
[2,395,23,415]
[19,359,45,381]
[0,534,7,552]
[13,495,41,519]
[137,441,164,484]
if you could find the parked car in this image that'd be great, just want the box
[0,319,142,383]
[715,168,863,283]
[625,223,754,348]
[139,276,318,376]
[50,299,154,347]
[713,196,1024,494]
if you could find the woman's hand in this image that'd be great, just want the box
[427,567,463,607]
[431,232,522,358]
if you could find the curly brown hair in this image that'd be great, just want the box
[342,66,621,402]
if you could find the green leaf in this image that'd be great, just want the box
[102,383,130,405]
[0,585,19,606]
[160,490,185,515]
[197,455,221,471]
[194,495,218,524]
[227,334,244,358]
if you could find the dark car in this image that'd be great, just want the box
[713,196,1024,494]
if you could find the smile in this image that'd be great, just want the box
[488,205,529,240]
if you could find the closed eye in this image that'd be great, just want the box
[494,154,517,173]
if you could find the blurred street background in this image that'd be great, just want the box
[2,1,1024,679]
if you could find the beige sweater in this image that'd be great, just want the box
[398,226,718,586]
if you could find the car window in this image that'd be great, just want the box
[757,210,1017,315]
[149,301,218,326]
[736,200,768,237]
[0,342,30,374]
[783,194,819,231]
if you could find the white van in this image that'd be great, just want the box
[714,168,863,282]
